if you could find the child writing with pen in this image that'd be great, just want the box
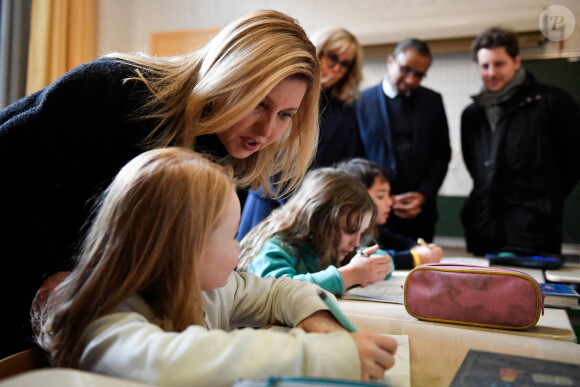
[34,148,397,385]
[238,167,394,295]
[337,158,443,269]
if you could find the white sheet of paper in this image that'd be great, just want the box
[383,334,411,387]
[265,328,410,386]
[341,272,406,303]
[440,256,490,266]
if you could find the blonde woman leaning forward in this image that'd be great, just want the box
[238,26,365,239]
[36,148,397,385]
[0,10,320,358]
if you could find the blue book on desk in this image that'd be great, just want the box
[540,283,580,309]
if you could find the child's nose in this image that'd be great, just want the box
[351,234,361,247]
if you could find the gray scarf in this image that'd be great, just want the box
[476,67,526,131]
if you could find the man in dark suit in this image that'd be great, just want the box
[356,38,451,242]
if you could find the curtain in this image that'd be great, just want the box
[0,0,32,110]
[26,0,96,95]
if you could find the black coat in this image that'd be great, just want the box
[460,72,580,255]
[312,90,365,168]
[0,58,227,357]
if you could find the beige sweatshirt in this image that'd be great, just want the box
[79,272,361,386]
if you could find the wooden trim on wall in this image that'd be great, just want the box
[362,31,547,57]
[150,28,547,59]
[150,27,222,56]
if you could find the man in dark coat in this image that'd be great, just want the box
[356,38,451,242]
[461,27,580,255]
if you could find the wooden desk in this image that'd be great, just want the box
[545,262,580,284]
[361,321,580,387]
[0,368,147,386]
[339,259,579,385]
[2,339,577,387]
[338,298,577,342]
[440,256,546,284]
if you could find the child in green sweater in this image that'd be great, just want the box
[238,167,393,295]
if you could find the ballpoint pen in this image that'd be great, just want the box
[318,290,358,332]
[417,238,430,249]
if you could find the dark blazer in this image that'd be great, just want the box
[356,84,451,241]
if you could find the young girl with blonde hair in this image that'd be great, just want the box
[36,148,397,385]
[0,9,320,357]
[238,167,393,295]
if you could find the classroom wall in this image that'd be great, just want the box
[96,0,580,57]
[95,0,580,242]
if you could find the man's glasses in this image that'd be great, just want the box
[323,51,352,72]
[396,61,426,80]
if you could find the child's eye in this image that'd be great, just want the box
[279,112,293,120]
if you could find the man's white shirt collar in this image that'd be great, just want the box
[382,76,398,99]
[382,76,412,99]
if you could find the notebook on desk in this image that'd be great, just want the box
[341,273,406,304]
[450,349,580,386]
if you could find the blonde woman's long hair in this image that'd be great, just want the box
[238,167,376,271]
[37,148,234,367]
[108,9,320,198]
[309,27,363,104]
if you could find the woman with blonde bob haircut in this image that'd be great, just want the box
[310,26,363,104]
[36,148,398,385]
[0,9,321,358]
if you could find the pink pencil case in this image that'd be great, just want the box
[403,263,544,330]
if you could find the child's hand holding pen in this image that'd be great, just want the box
[411,238,444,265]
[317,291,398,381]
[357,244,380,258]
[339,244,393,289]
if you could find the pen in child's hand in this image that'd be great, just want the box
[417,238,430,249]
[318,290,358,332]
